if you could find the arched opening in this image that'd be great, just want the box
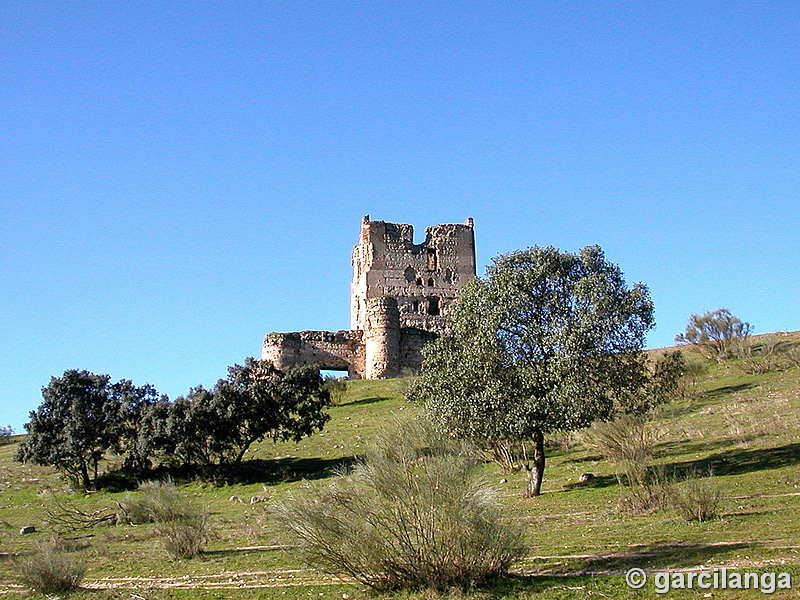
[427,296,440,316]
[404,266,416,283]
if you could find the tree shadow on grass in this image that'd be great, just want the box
[562,454,604,464]
[655,437,737,459]
[561,473,618,491]
[701,382,756,400]
[663,442,800,479]
[220,456,358,486]
[202,546,289,558]
[483,542,753,599]
[342,396,390,407]
[98,456,358,490]
[578,541,756,573]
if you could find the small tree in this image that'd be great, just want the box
[0,425,14,444]
[675,308,753,361]
[408,245,658,497]
[17,371,121,488]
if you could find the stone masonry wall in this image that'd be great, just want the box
[261,330,365,378]
[262,216,476,379]
[351,216,476,335]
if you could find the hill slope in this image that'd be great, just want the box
[1,333,799,598]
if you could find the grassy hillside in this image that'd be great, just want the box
[1,334,799,598]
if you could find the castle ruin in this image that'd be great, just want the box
[261,216,476,378]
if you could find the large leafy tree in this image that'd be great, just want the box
[109,379,163,473]
[408,245,657,497]
[18,370,125,488]
[213,358,331,465]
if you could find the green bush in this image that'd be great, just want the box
[15,545,85,595]
[322,376,348,405]
[277,423,526,591]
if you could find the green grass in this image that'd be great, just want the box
[1,334,799,598]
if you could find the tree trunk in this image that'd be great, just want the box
[80,461,91,490]
[526,429,545,497]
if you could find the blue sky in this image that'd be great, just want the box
[2,2,798,431]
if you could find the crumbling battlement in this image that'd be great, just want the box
[351,216,476,335]
[261,216,476,379]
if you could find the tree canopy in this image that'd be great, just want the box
[18,359,331,487]
[149,359,331,467]
[17,370,154,488]
[408,245,663,496]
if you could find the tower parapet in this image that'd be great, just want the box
[350,216,476,334]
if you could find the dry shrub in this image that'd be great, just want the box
[671,471,721,522]
[157,514,211,559]
[581,414,663,465]
[15,545,85,594]
[582,415,671,514]
[617,464,672,514]
[118,478,186,524]
[277,423,526,591]
[119,478,210,558]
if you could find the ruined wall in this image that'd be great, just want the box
[261,330,365,378]
[399,327,438,375]
[351,216,476,335]
[262,216,476,379]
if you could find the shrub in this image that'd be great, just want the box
[617,464,672,514]
[675,309,753,361]
[581,414,662,465]
[582,415,672,513]
[322,376,348,405]
[277,423,526,591]
[15,545,85,594]
[738,336,800,374]
[118,479,187,524]
[671,471,721,522]
[0,425,14,444]
[118,479,210,558]
[157,514,210,559]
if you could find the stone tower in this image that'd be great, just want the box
[350,215,476,335]
[262,216,476,379]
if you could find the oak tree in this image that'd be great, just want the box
[408,245,657,496]
[18,371,125,488]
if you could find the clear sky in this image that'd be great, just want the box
[2,2,798,431]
